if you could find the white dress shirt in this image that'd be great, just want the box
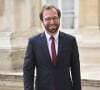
[45,31,59,59]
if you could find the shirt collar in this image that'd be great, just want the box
[45,30,59,41]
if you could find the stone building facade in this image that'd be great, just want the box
[0,0,100,73]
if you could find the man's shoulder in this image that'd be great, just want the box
[29,32,44,41]
[59,31,75,40]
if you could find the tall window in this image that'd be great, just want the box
[41,0,78,30]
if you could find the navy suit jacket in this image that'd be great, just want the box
[23,31,81,90]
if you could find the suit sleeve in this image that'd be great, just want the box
[71,38,81,90]
[23,38,36,90]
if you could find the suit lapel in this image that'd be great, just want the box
[40,32,52,65]
[55,32,65,66]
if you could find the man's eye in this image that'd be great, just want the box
[44,17,59,21]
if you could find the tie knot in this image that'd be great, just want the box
[50,36,55,41]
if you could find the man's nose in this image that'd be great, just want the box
[49,19,55,24]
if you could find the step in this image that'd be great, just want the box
[0,70,100,90]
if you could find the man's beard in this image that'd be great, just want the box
[44,24,60,34]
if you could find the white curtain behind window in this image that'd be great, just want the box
[46,0,58,7]
[62,0,74,29]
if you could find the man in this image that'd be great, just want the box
[23,5,81,90]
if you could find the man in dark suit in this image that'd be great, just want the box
[23,5,81,90]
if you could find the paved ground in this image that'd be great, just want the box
[81,64,100,81]
[82,86,100,90]
[81,64,100,90]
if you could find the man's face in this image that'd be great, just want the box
[42,8,60,34]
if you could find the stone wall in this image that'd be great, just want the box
[0,0,35,72]
[79,0,100,28]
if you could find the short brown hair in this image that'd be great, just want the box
[39,4,61,21]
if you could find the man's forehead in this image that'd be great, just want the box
[43,8,57,15]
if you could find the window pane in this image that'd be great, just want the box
[62,0,74,10]
[62,0,75,29]
[62,16,74,29]
[62,11,74,16]
[46,0,58,7]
